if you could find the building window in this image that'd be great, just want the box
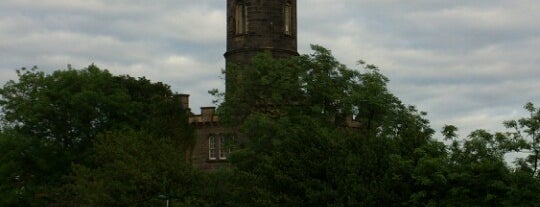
[284,2,292,35]
[220,135,229,159]
[209,134,237,160]
[235,1,248,34]
[209,135,216,160]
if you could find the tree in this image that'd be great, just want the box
[0,65,194,205]
[503,102,540,176]
[446,129,511,206]
[55,130,199,207]
[217,45,540,206]
[0,130,54,207]
[217,45,437,206]
[0,65,193,150]
[410,122,540,207]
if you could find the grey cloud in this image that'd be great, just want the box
[1,0,539,138]
[297,0,540,137]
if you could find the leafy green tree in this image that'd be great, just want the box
[228,115,337,206]
[1,66,128,149]
[217,45,436,206]
[0,130,54,207]
[0,65,194,205]
[446,129,511,206]
[409,123,540,207]
[217,52,304,125]
[55,130,199,207]
[218,45,540,207]
[503,168,540,207]
[0,65,193,150]
[503,102,540,176]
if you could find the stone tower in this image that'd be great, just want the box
[186,1,301,171]
[224,0,298,92]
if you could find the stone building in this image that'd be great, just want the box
[183,0,299,170]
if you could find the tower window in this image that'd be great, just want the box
[284,2,292,35]
[235,1,248,34]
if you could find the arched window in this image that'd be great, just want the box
[284,2,292,35]
[235,0,248,34]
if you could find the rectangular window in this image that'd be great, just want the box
[220,136,228,160]
[284,3,292,35]
[235,3,247,34]
[209,136,216,160]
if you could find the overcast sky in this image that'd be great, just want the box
[1,0,539,138]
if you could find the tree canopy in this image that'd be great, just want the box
[1,46,539,206]
[213,45,540,206]
[0,65,193,206]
